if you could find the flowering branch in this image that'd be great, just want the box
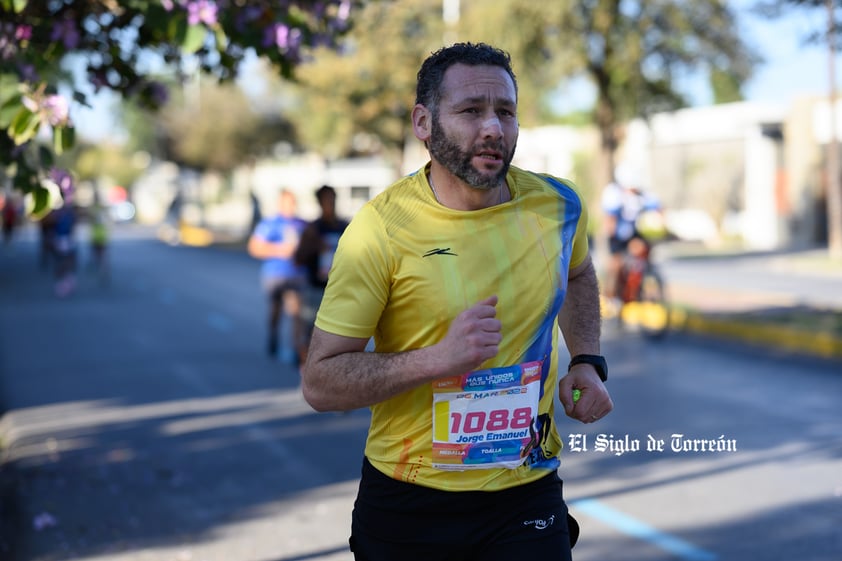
[0,0,357,214]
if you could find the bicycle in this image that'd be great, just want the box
[614,236,670,339]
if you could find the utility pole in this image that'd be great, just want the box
[827,0,842,259]
[442,0,459,44]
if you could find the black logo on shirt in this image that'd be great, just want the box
[423,248,457,257]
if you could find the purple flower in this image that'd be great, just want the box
[88,69,109,92]
[337,0,351,21]
[262,23,284,48]
[50,18,81,50]
[17,63,38,82]
[263,22,304,53]
[0,23,16,60]
[147,81,170,107]
[0,42,15,61]
[49,168,75,199]
[234,6,262,31]
[274,24,289,49]
[15,25,32,41]
[187,0,218,26]
[288,28,302,49]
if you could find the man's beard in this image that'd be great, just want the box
[429,117,515,190]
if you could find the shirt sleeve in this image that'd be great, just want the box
[252,219,273,241]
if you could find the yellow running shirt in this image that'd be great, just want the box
[315,163,590,491]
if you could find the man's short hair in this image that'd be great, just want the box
[415,42,518,115]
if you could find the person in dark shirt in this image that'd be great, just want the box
[294,185,349,366]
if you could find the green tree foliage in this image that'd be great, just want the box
[755,0,842,48]
[289,0,445,161]
[453,0,571,126]
[0,0,356,214]
[710,67,746,104]
[154,79,296,173]
[71,143,146,190]
[286,0,756,180]
[288,0,574,160]
[550,0,758,178]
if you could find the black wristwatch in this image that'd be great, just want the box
[568,354,608,382]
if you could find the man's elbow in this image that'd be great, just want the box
[300,371,334,412]
[246,239,263,259]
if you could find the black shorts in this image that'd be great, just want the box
[349,457,576,561]
[300,284,325,328]
[262,277,301,302]
[609,232,649,255]
[608,235,632,255]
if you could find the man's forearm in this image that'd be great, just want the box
[302,339,446,412]
[558,256,602,356]
[248,238,296,260]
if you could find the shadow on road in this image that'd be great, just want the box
[0,236,367,560]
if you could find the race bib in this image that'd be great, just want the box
[431,361,542,470]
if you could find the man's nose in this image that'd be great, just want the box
[480,115,503,138]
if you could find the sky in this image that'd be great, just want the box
[554,1,835,112]
[72,1,838,142]
[724,0,834,106]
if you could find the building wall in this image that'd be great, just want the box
[629,101,789,248]
[784,96,842,247]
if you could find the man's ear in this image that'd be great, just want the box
[411,104,432,143]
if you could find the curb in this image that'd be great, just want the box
[156,224,248,248]
[669,308,842,360]
[608,297,842,361]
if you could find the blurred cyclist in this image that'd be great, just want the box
[601,163,661,301]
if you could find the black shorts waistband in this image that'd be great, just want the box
[358,456,562,513]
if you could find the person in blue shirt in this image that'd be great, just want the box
[248,189,307,359]
[44,201,79,298]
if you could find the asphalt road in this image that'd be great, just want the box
[1,224,840,561]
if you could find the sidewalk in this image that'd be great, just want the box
[654,248,842,360]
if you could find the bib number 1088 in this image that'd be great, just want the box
[451,407,532,434]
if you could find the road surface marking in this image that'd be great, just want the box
[571,499,717,561]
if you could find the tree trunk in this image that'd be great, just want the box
[594,93,618,190]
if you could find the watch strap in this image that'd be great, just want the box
[568,354,608,382]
